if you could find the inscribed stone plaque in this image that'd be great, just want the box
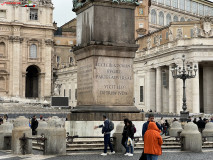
[77,56,134,106]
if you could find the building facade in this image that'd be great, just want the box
[134,17,213,114]
[0,0,54,98]
[135,0,213,38]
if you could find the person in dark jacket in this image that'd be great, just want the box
[94,115,115,156]
[142,114,162,137]
[193,118,197,124]
[125,120,135,157]
[197,117,206,133]
[31,115,38,135]
[122,118,129,151]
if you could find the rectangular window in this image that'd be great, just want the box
[69,57,73,63]
[70,41,73,45]
[0,10,6,18]
[69,89,71,100]
[165,0,171,6]
[204,6,209,16]
[179,0,185,10]
[139,8,143,15]
[172,0,178,8]
[186,0,191,12]
[162,72,167,87]
[30,9,38,20]
[158,0,164,4]
[166,32,169,40]
[75,89,77,100]
[199,4,204,16]
[190,29,193,38]
[159,35,162,43]
[140,86,143,102]
[139,23,144,28]
[192,2,198,14]
[56,56,60,63]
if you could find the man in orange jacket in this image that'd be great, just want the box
[144,122,163,160]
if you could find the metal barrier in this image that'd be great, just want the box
[19,133,47,155]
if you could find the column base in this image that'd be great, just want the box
[180,111,189,122]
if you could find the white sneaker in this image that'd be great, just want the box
[124,153,130,156]
[101,153,107,156]
[128,153,133,156]
[108,151,115,155]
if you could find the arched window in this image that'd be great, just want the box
[187,19,192,21]
[0,77,5,90]
[166,14,171,25]
[30,44,37,58]
[180,17,185,22]
[0,42,5,56]
[172,0,178,8]
[159,11,164,26]
[151,9,157,24]
[173,16,178,22]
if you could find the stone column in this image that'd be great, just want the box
[192,62,200,113]
[44,40,53,98]
[156,67,162,112]
[146,69,156,111]
[9,36,23,97]
[22,73,26,98]
[169,65,175,113]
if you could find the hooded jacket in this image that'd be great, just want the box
[144,122,163,155]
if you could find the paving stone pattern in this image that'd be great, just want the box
[0,150,213,160]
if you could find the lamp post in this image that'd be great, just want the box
[171,55,197,122]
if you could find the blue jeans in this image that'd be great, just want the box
[104,134,113,153]
[146,154,158,160]
[125,139,133,154]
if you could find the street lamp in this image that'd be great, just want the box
[171,55,197,122]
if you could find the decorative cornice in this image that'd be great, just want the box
[8,36,23,43]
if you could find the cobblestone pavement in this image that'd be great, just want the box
[0,149,213,160]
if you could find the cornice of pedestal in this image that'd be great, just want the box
[73,41,139,61]
[73,0,138,13]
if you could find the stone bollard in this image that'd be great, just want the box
[43,116,66,155]
[0,122,13,150]
[12,116,32,155]
[37,120,48,136]
[169,121,183,137]
[203,122,213,142]
[180,122,202,152]
[113,122,126,153]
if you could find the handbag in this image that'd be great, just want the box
[139,150,147,160]
[127,137,133,146]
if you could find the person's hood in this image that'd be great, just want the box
[147,122,161,133]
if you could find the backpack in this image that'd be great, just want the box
[108,120,114,132]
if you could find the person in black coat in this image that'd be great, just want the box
[125,120,135,156]
[31,115,38,135]
[122,118,129,151]
[197,117,205,133]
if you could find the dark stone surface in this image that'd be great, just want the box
[75,1,136,47]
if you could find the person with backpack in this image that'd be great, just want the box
[121,118,129,151]
[94,115,115,156]
[124,120,135,157]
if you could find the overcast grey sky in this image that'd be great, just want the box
[52,0,76,27]
[52,0,213,27]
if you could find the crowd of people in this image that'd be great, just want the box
[94,114,213,159]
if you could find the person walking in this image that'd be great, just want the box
[124,120,135,157]
[144,122,163,160]
[121,118,129,152]
[94,115,115,156]
[31,115,38,135]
